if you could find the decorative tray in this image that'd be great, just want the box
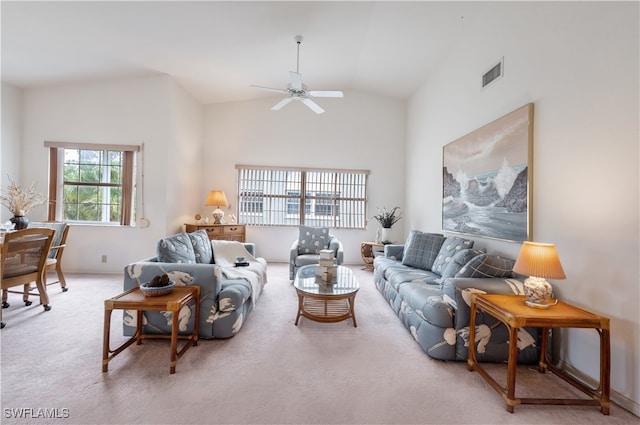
[140,281,176,297]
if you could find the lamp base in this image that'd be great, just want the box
[523,276,554,308]
[212,208,224,225]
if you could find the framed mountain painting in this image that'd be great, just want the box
[442,103,533,242]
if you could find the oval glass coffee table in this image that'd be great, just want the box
[293,265,360,327]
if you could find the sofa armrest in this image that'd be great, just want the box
[329,238,344,265]
[383,244,404,260]
[442,276,541,363]
[218,279,252,312]
[124,261,223,299]
[242,243,256,257]
[289,239,300,262]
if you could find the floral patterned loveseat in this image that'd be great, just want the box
[373,230,542,364]
[123,230,267,339]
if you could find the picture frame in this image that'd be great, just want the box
[442,103,533,242]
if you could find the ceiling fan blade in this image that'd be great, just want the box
[289,71,303,90]
[302,98,325,114]
[271,97,293,111]
[308,90,344,98]
[250,85,288,94]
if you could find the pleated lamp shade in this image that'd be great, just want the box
[204,190,228,224]
[513,242,566,279]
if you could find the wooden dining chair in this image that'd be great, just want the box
[1,228,54,328]
[26,221,70,292]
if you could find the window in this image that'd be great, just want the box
[236,165,369,229]
[45,142,139,225]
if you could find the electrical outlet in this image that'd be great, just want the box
[101,255,107,263]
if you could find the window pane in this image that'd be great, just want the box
[58,148,134,224]
[237,166,367,229]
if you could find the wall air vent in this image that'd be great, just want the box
[482,58,504,88]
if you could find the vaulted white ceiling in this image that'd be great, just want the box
[1,1,486,105]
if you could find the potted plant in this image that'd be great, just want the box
[0,178,47,229]
[372,206,402,243]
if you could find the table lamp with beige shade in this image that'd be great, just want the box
[512,241,566,309]
[205,190,228,224]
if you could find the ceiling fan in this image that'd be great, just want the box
[250,35,343,114]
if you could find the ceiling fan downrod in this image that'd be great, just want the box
[295,35,303,74]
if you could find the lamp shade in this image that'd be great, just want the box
[204,190,228,207]
[513,242,566,280]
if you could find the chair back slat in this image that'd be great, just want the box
[1,229,54,280]
[27,222,68,259]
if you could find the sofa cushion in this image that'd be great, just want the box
[386,267,441,291]
[431,236,475,275]
[398,283,453,328]
[189,230,213,264]
[298,226,331,254]
[401,230,446,271]
[455,253,515,278]
[157,232,196,264]
[440,248,487,280]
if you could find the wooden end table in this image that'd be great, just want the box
[360,241,384,270]
[102,285,200,374]
[467,294,610,414]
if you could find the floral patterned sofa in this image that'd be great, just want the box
[373,230,542,364]
[123,230,267,339]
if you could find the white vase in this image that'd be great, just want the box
[381,227,392,243]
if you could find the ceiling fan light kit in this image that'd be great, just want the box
[250,35,343,114]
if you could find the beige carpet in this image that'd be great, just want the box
[1,263,637,425]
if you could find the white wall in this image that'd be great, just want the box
[8,79,405,269]
[1,82,23,223]
[203,91,406,264]
[19,75,203,273]
[406,1,639,414]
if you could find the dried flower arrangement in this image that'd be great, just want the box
[372,206,402,229]
[0,178,47,216]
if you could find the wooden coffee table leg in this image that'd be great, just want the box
[294,293,303,325]
[349,296,357,327]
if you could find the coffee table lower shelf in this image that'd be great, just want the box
[295,294,357,326]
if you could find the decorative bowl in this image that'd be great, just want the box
[140,280,176,297]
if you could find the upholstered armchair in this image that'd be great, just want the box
[289,226,344,280]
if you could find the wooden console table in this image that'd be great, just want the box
[185,223,245,242]
[468,294,610,415]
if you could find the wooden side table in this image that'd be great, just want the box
[102,285,200,374]
[467,294,610,414]
[360,241,384,270]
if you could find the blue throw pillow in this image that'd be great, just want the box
[157,232,196,264]
[189,230,213,264]
[431,236,475,275]
[401,230,446,271]
[298,226,331,254]
[455,253,515,278]
[440,248,486,280]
